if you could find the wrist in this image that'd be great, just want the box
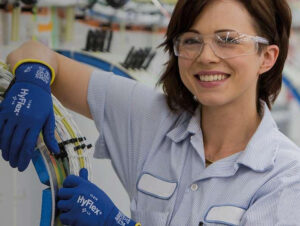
[105,207,138,226]
[13,59,55,92]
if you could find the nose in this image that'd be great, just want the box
[194,43,221,64]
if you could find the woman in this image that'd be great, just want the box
[1,0,299,225]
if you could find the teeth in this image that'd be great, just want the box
[198,74,228,82]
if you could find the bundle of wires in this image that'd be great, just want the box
[0,61,93,226]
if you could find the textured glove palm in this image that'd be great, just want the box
[57,168,138,226]
[0,61,59,171]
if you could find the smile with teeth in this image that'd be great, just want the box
[195,74,229,82]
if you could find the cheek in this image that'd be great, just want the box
[178,60,193,88]
[178,59,192,73]
[229,57,260,82]
[178,59,193,81]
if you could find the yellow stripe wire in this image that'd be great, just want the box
[54,131,66,186]
[54,157,66,188]
[53,104,85,169]
[51,155,63,187]
[57,159,67,179]
[38,133,62,185]
[0,62,9,70]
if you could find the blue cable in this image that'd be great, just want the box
[56,50,132,79]
[282,75,300,105]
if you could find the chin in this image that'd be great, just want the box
[197,96,229,108]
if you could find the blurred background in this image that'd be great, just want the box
[0,0,299,225]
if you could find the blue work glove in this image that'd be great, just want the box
[0,59,60,171]
[57,168,140,226]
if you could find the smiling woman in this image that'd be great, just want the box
[159,0,290,114]
[1,0,300,225]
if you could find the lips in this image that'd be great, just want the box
[196,71,230,76]
[194,71,231,82]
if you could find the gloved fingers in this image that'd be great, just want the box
[58,187,76,200]
[63,175,85,188]
[8,126,27,168]
[57,199,74,212]
[79,168,88,181]
[0,119,16,161]
[43,112,60,155]
[17,128,40,172]
[59,211,75,226]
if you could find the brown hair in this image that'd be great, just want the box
[158,0,292,114]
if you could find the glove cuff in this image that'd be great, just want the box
[13,59,55,86]
[105,207,138,226]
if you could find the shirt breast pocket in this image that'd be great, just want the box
[131,210,169,226]
[204,205,246,226]
[131,172,178,225]
[136,172,178,200]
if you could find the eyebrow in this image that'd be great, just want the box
[187,29,237,34]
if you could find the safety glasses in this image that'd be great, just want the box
[173,31,269,60]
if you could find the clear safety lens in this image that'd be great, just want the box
[174,31,268,60]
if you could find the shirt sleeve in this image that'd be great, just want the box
[87,70,172,198]
[240,164,300,225]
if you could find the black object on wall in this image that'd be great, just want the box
[85,28,114,53]
[21,0,37,5]
[106,0,129,8]
[121,46,156,70]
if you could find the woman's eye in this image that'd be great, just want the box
[182,38,201,45]
[217,36,240,44]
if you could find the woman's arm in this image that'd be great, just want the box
[6,40,94,118]
[53,53,93,118]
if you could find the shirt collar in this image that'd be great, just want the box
[166,110,192,143]
[187,106,202,134]
[166,106,201,143]
[166,106,205,163]
[167,101,279,173]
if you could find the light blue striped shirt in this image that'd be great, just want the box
[87,70,300,226]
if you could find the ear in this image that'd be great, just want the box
[258,45,280,75]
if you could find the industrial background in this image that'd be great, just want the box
[0,0,299,225]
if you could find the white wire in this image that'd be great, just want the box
[37,0,88,7]
[151,0,170,19]
[53,96,93,178]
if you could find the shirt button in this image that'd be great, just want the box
[191,183,198,191]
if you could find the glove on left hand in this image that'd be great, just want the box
[0,60,59,171]
[57,168,138,226]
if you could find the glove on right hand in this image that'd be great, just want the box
[0,60,60,172]
[57,168,139,226]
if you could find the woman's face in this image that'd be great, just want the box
[178,0,269,108]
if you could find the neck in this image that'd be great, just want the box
[201,100,261,162]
